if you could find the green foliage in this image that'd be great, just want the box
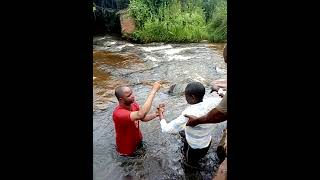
[128,0,227,43]
[207,0,227,42]
[128,0,151,28]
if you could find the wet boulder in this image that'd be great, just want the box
[168,83,188,96]
[117,9,136,39]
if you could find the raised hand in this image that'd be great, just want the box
[152,81,161,92]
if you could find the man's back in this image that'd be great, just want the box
[183,97,222,149]
[113,102,142,156]
[160,96,222,149]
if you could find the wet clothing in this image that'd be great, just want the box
[180,131,212,165]
[160,97,221,149]
[113,102,142,156]
[160,97,222,164]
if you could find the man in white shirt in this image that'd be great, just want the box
[185,44,227,180]
[157,82,222,166]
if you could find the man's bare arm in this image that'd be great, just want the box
[130,82,161,121]
[185,108,227,126]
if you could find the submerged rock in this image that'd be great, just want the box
[168,83,188,96]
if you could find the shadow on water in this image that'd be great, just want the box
[93,35,227,180]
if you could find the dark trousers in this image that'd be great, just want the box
[180,131,211,165]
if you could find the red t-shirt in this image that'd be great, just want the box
[112,102,142,156]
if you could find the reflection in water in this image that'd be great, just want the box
[93,51,143,68]
[93,35,227,180]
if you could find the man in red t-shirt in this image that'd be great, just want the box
[113,81,161,156]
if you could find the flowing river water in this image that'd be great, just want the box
[93,35,227,180]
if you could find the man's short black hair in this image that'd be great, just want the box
[185,82,205,100]
[115,86,126,100]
